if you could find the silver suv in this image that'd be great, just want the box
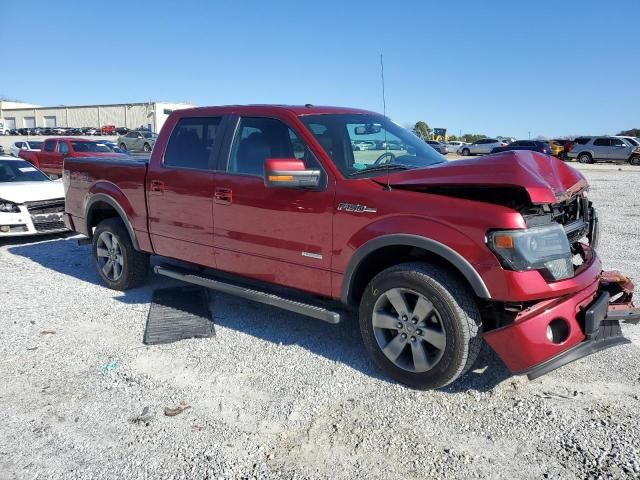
[458,138,506,156]
[568,136,640,165]
[117,130,158,153]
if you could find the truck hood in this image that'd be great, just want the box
[0,180,64,204]
[376,150,587,204]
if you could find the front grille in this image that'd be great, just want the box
[33,220,66,232]
[25,199,65,215]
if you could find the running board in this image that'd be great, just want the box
[153,265,341,324]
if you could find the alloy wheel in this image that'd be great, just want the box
[96,231,124,281]
[372,288,447,373]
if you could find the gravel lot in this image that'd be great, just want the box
[1,162,639,479]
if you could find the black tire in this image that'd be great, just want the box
[92,218,149,290]
[359,262,482,390]
[630,155,640,166]
[461,148,470,156]
[578,153,593,164]
[143,143,151,153]
[119,143,127,151]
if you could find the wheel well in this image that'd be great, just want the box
[87,201,123,235]
[347,245,478,306]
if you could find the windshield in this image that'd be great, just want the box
[0,159,50,182]
[624,137,639,146]
[144,132,157,138]
[299,114,446,177]
[70,141,112,153]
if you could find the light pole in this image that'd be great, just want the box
[528,131,531,139]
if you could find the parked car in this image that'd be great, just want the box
[425,140,448,154]
[63,104,639,390]
[458,138,506,156]
[100,125,117,136]
[491,140,551,155]
[614,136,640,148]
[9,140,43,157]
[0,156,67,237]
[117,130,158,153]
[352,141,370,151]
[19,137,129,177]
[115,127,130,135]
[446,141,467,152]
[548,139,566,158]
[567,136,640,165]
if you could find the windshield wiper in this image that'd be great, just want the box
[347,164,409,177]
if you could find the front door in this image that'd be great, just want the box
[146,115,227,268]
[608,137,632,161]
[212,115,334,296]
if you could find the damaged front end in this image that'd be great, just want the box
[483,191,640,379]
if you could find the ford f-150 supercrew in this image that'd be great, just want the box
[63,105,640,389]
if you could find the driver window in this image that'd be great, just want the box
[346,122,408,167]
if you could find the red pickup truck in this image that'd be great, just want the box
[20,137,128,177]
[63,105,639,389]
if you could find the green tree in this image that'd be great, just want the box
[618,128,640,137]
[413,121,432,140]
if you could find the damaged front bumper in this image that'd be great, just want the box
[483,270,640,379]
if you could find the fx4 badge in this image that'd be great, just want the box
[337,202,377,213]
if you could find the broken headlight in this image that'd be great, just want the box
[487,223,573,281]
[0,199,20,213]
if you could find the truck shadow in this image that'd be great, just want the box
[8,236,515,392]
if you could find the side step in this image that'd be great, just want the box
[153,264,341,324]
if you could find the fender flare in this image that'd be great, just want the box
[341,234,491,304]
[84,193,140,250]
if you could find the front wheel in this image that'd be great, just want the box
[461,148,470,156]
[359,263,482,389]
[92,218,149,290]
[143,143,151,153]
[630,155,640,166]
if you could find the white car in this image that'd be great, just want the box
[9,140,44,157]
[0,156,67,237]
[446,141,467,152]
[458,138,506,156]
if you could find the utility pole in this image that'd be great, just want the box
[528,131,531,139]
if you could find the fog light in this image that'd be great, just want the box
[0,225,9,233]
[546,318,570,344]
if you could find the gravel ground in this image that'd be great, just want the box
[1,162,639,479]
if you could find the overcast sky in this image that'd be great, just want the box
[2,0,638,139]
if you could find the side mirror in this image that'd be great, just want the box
[264,158,321,189]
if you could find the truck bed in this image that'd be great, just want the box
[64,156,150,246]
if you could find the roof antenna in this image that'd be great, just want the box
[380,53,391,191]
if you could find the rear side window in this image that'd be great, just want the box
[43,140,55,152]
[593,138,610,146]
[574,137,591,145]
[164,117,222,170]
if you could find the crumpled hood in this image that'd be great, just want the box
[376,150,587,204]
[0,180,64,204]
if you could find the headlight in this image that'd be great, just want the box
[487,223,573,281]
[0,200,20,213]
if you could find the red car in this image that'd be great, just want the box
[20,138,128,177]
[63,105,639,389]
[100,124,117,135]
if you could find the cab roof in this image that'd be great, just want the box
[173,104,380,117]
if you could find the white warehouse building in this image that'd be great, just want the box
[0,100,193,133]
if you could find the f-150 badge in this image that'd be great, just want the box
[337,203,377,213]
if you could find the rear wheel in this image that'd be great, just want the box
[578,153,593,164]
[359,263,482,390]
[461,148,470,156]
[630,155,640,166]
[92,218,149,290]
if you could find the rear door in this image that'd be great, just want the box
[146,114,229,268]
[39,139,62,174]
[212,114,334,296]
[591,138,610,160]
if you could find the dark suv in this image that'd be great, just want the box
[491,140,551,155]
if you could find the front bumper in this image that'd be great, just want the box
[0,205,67,237]
[483,270,639,377]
